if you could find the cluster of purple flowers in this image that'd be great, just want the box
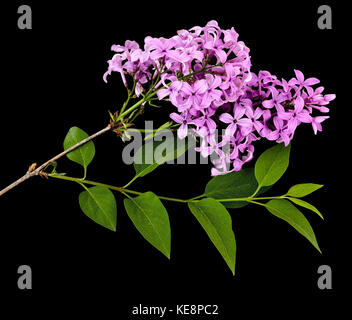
[104,20,335,175]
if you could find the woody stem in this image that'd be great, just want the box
[0,125,112,197]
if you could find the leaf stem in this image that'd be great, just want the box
[217,195,286,202]
[48,173,287,206]
[246,200,268,207]
[122,175,139,189]
[249,184,262,198]
[188,194,205,201]
[49,174,188,203]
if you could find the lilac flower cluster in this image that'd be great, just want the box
[104,21,335,175]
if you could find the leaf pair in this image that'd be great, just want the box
[203,145,289,208]
[64,127,117,231]
[64,127,173,257]
[254,143,323,252]
[130,137,236,271]
[63,129,188,259]
[202,144,291,206]
[123,193,237,274]
[254,144,324,219]
[284,183,324,219]
[63,127,325,274]
[202,143,324,273]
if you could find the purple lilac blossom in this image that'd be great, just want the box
[104,21,335,175]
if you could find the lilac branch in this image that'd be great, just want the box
[0,125,112,197]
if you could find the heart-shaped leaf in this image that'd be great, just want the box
[79,186,117,231]
[64,126,95,170]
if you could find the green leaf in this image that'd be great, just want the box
[79,186,117,231]
[286,183,323,198]
[134,162,159,178]
[264,199,321,253]
[144,122,174,141]
[123,192,171,259]
[204,168,258,208]
[188,198,236,274]
[63,126,95,170]
[204,168,271,209]
[287,197,324,220]
[255,143,291,187]
[133,136,191,178]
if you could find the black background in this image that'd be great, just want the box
[0,0,347,317]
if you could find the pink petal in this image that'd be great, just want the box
[287,118,298,133]
[234,106,246,119]
[219,113,234,124]
[103,71,110,83]
[311,122,320,135]
[232,159,243,171]
[253,108,264,119]
[194,79,208,95]
[297,111,311,123]
[294,96,305,113]
[306,86,314,96]
[304,77,320,86]
[206,118,217,131]
[276,105,292,120]
[225,123,237,137]
[266,130,279,141]
[315,116,330,123]
[279,132,291,146]
[262,100,274,109]
[324,94,336,102]
[169,112,184,124]
[202,147,213,158]
[215,49,227,64]
[294,69,305,83]
[157,88,170,100]
[262,110,272,122]
[181,82,193,96]
[237,118,252,128]
[177,124,188,139]
[289,78,299,86]
[273,116,284,129]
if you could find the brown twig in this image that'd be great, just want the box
[0,125,112,197]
